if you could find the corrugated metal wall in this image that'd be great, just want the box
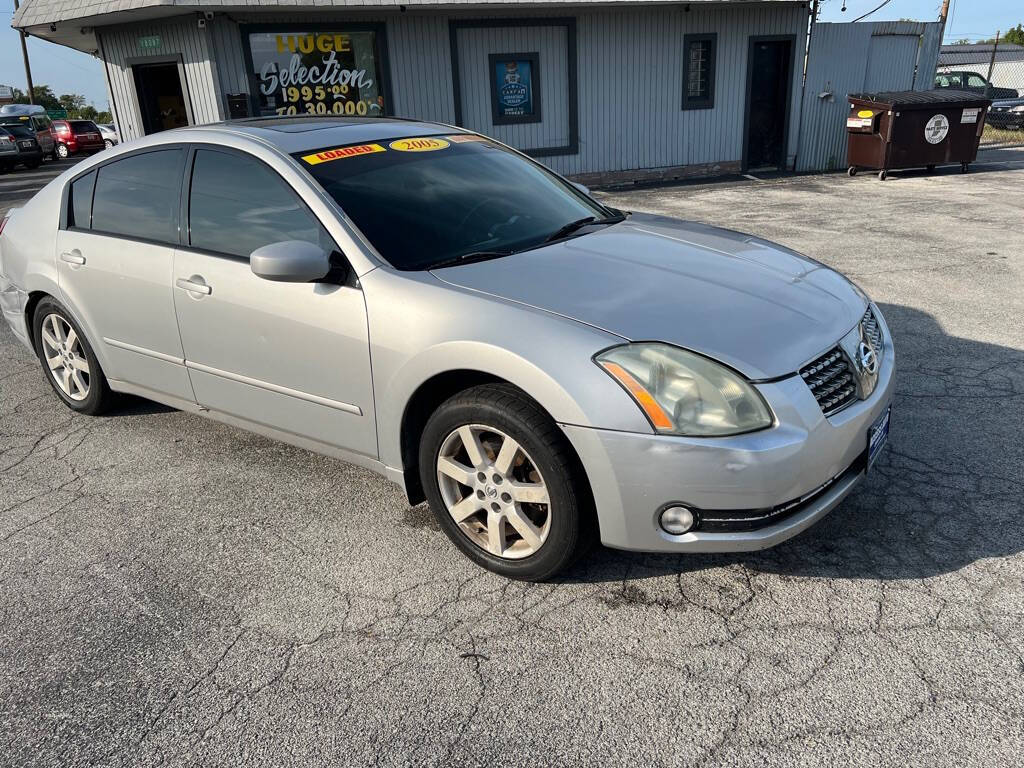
[99,3,809,176]
[796,21,943,172]
[455,23,571,153]
[98,18,224,141]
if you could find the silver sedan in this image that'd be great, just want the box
[0,117,894,580]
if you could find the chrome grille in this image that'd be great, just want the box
[861,306,882,353]
[799,348,857,416]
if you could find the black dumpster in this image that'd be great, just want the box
[846,90,991,180]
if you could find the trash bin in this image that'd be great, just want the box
[846,90,991,180]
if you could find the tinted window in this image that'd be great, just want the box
[92,149,183,243]
[5,125,34,139]
[188,149,331,258]
[69,171,96,230]
[299,136,609,270]
[966,74,987,89]
[70,120,98,134]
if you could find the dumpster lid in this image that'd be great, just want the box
[849,89,991,108]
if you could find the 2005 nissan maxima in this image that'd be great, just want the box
[0,117,893,580]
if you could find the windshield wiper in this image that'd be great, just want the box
[543,214,626,243]
[423,250,513,270]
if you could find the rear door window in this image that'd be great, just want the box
[69,171,97,230]
[91,149,184,244]
[187,148,331,258]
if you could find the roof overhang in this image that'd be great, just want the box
[14,0,809,54]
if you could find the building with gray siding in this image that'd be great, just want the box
[13,0,813,182]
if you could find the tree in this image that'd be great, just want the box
[13,85,60,110]
[1004,24,1024,47]
[58,93,87,113]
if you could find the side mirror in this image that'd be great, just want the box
[571,181,591,196]
[250,240,331,282]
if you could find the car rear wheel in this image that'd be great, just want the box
[32,298,114,415]
[55,143,69,159]
[419,384,592,580]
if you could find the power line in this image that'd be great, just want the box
[852,0,894,23]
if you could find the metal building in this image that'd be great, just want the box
[12,0,813,182]
[937,42,1024,95]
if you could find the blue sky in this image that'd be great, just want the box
[2,0,1020,110]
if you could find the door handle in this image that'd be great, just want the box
[175,277,212,295]
[60,251,86,265]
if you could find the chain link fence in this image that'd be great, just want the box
[936,35,1024,147]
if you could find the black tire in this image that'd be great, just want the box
[32,297,115,416]
[419,383,593,581]
[847,166,857,177]
[878,169,887,181]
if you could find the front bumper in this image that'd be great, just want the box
[562,311,895,553]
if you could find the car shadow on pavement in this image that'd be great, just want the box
[562,303,1024,585]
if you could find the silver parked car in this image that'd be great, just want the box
[97,123,119,149]
[0,117,894,580]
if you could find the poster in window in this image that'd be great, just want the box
[244,26,388,118]
[489,53,541,125]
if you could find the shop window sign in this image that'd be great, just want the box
[244,27,387,117]
[489,53,541,125]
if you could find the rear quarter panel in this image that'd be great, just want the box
[2,171,78,354]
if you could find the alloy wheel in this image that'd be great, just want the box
[436,424,551,560]
[56,144,69,159]
[40,313,90,401]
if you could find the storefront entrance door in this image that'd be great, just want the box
[132,61,191,135]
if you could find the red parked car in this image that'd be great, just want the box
[51,119,105,159]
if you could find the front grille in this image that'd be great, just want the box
[799,347,857,416]
[861,306,882,352]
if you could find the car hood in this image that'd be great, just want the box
[431,213,866,380]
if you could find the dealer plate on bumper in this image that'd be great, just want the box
[867,405,891,471]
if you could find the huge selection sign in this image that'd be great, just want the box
[489,53,540,125]
[246,28,386,117]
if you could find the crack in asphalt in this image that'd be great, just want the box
[1,162,1023,767]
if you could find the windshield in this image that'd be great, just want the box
[296,134,612,270]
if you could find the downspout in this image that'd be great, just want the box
[96,31,122,136]
[791,0,818,172]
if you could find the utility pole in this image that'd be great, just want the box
[12,0,36,104]
[985,31,1000,99]
[937,0,951,44]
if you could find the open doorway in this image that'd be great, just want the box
[744,37,795,171]
[132,61,191,135]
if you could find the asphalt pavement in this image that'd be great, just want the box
[1,149,1022,767]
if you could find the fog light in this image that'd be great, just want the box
[659,505,696,535]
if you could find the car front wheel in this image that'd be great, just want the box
[419,384,592,580]
[32,297,114,415]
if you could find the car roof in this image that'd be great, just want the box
[0,103,45,116]
[170,116,465,154]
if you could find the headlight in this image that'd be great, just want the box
[1010,105,1024,113]
[596,343,773,436]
